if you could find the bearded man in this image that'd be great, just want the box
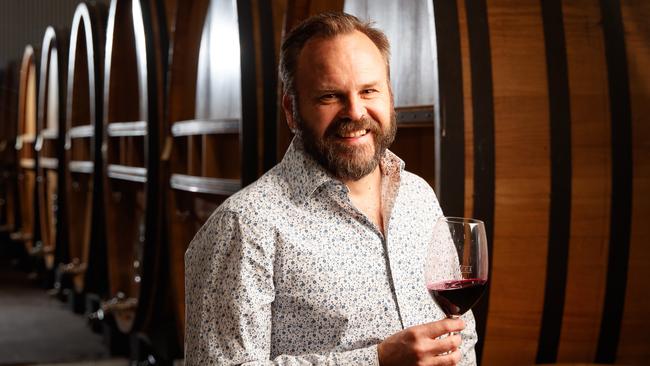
[185,12,477,366]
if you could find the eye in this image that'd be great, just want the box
[319,93,338,102]
[361,88,378,95]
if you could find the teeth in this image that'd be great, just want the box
[340,129,367,138]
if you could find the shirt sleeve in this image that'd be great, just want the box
[459,310,479,365]
[184,209,382,366]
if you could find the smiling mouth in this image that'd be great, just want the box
[338,129,369,138]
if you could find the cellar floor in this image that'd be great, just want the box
[0,239,125,366]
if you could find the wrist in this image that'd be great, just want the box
[376,341,385,366]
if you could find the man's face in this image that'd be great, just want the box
[286,30,396,181]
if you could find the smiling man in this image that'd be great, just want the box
[185,12,477,366]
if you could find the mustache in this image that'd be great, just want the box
[324,116,381,138]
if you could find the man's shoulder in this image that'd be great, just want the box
[210,165,290,222]
[190,166,289,245]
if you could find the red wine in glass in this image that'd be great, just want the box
[427,278,487,317]
[424,217,489,319]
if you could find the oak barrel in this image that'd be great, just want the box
[615,1,650,363]
[62,2,108,295]
[13,46,39,254]
[101,0,167,334]
[35,26,69,272]
[0,62,19,233]
[165,0,282,349]
[431,0,650,364]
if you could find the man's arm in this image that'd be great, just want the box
[185,210,274,364]
[184,210,378,365]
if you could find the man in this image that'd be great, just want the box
[185,12,477,365]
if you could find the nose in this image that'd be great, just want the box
[341,94,366,121]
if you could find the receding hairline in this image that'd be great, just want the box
[293,30,390,87]
[299,28,388,59]
[279,12,391,97]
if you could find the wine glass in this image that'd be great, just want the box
[424,216,489,319]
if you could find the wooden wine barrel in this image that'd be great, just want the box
[35,26,69,272]
[62,2,108,295]
[615,1,650,363]
[165,0,282,349]
[101,0,167,334]
[13,45,39,254]
[430,0,650,364]
[0,61,19,233]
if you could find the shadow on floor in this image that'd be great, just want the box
[0,240,120,366]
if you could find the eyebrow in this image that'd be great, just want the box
[359,81,382,89]
[313,81,383,94]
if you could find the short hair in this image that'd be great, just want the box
[279,12,391,99]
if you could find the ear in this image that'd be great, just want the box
[282,93,297,131]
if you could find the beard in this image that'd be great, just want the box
[294,107,397,181]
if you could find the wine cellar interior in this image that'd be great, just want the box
[0,0,648,365]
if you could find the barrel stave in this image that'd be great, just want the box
[15,46,39,253]
[617,0,650,362]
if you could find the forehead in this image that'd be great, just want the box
[295,31,388,90]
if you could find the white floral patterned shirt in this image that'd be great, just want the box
[185,137,477,365]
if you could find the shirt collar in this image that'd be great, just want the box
[279,136,405,204]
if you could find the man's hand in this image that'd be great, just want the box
[377,318,465,366]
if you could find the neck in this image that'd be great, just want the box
[342,166,382,196]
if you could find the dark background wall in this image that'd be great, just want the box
[0,0,109,66]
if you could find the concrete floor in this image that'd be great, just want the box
[0,243,125,366]
[25,361,128,366]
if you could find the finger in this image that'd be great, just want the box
[430,334,462,356]
[419,348,462,366]
[424,318,466,338]
[436,349,462,366]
